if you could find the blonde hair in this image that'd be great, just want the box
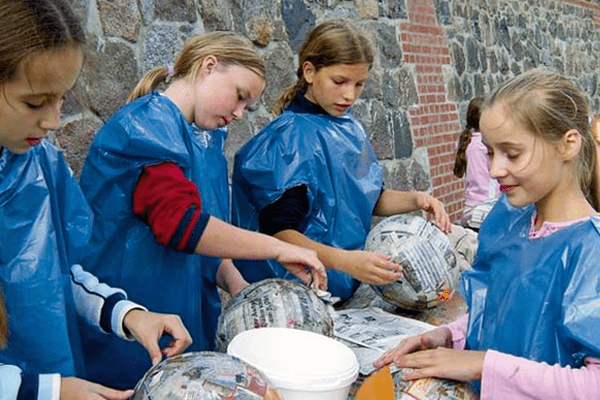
[272,20,374,115]
[127,31,265,102]
[0,0,85,85]
[484,68,599,210]
[454,96,485,178]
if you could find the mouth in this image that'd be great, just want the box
[334,104,351,112]
[500,184,518,193]
[26,138,42,146]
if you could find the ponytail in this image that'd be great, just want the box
[453,128,473,178]
[272,75,307,116]
[127,66,171,103]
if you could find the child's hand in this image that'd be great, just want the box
[388,347,486,382]
[276,244,328,290]
[373,327,452,368]
[415,192,452,233]
[338,250,403,285]
[123,310,192,366]
[60,376,134,399]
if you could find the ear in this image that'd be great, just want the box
[558,129,582,161]
[199,55,219,77]
[302,61,316,84]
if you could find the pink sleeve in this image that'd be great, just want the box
[481,351,600,400]
[441,313,469,350]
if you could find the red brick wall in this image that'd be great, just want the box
[400,0,464,222]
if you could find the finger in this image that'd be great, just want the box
[401,368,434,381]
[95,386,135,400]
[161,319,193,358]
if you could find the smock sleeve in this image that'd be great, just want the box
[70,264,146,340]
[0,364,60,400]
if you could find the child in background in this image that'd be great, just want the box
[375,69,600,399]
[0,0,192,398]
[453,96,500,230]
[78,31,327,389]
[231,20,451,303]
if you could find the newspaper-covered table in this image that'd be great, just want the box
[334,307,435,375]
[335,307,478,400]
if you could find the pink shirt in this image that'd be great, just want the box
[464,131,500,210]
[444,216,600,399]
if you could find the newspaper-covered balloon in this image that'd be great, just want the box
[364,215,459,310]
[215,278,334,352]
[132,351,281,400]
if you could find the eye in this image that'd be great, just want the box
[26,101,44,110]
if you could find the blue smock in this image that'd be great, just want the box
[462,195,600,367]
[231,95,384,301]
[78,92,228,389]
[0,142,89,376]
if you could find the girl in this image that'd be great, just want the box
[78,31,327,389]
[453,96,500,230]
[231,20,451,302]
[374,69,600,399]
[0,0,192,398]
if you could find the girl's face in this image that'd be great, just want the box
[0,47,83,154]
[303,62,369,116]
[191,56,264,131]
[480,102,565,208]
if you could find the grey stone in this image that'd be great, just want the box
[451,41,466,76]
[198,0,233,31]
[282,0,316,52]
[262,45,296,112]
[55,118,103,178]
[139,25,185,75]
[147,0,198,23]
[80,39,138,120]
[466,37,480,71]
[98,0,141,41]
[367,101,393,160]
[392,110,413,159]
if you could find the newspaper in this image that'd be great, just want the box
[467,198,498,229]
[334,308,479,400]
[334,307,435,375]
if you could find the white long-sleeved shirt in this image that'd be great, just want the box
[0,264,144,400]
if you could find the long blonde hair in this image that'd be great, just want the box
[484,68,599,210]
[272,20,374,115]
[127,31,265,103]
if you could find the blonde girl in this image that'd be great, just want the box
[0,0,193,398]
[78,31,327,389]
[376,69,600,399]
[231,20,450,303]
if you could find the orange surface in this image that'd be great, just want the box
[355,365,395,400]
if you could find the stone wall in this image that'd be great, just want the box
[58,0,600,222]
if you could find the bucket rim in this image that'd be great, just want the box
[228,327,359,390]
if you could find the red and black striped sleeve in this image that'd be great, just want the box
[133,162,210,253]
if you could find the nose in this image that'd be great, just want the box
[40,100,62,130]
[342,85,358,103]
[232,104,244,120]
[487,154,506,179]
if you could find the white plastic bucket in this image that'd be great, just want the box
[227,327,359,400]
